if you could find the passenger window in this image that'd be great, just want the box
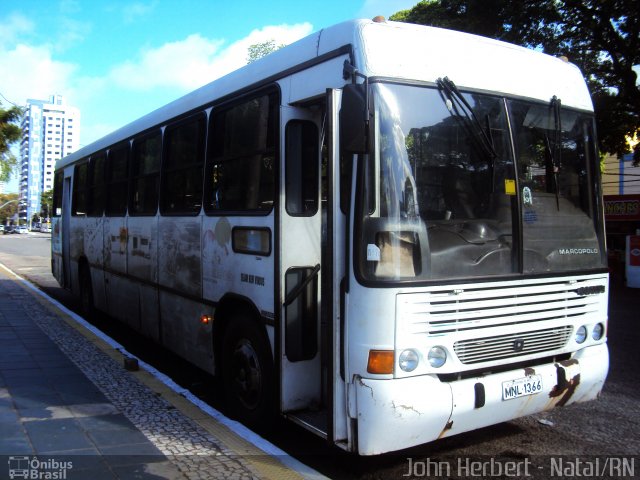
[88,153,105,216]
[206,91,277,213]
[106,144,129,216]
[72,162,89,216]
[161,114,205,215]
[285,120,318,216]
[130,131,161,215]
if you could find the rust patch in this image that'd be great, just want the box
[559,359,579,368]
[438,420,454,439]
[524,367,536,376]
[556,374,580,406]
[549,364,581,407]
[549,365,568,398]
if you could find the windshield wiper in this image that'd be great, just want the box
[436,77,498,163]
[548,95,562,210]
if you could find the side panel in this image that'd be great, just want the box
[124,216,158,331]
[158,217,202,297]
[159,291,214,373]
[103,216,138,330]
[84,217,106,311]
[158,216,212,371]
[202,215,275,320]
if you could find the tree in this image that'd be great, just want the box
[390,0,640,163]
[0,193,19,225]
[247,40,285,64]
[40,189,53,220]
[0,102,23,182]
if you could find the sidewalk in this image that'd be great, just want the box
[0,264,314,480]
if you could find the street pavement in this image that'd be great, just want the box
[0,262,315,480]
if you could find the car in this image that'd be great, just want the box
[16,225,28,234]
[0,225,4,233]
[4,225,15,234]
[40,225,52,233]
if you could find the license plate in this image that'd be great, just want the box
[502,375,543,400]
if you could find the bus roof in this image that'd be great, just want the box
[59,19,592,169]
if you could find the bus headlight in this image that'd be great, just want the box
[592,323,604,341]
[399,349,419,372]
[428,346,447,368]
[575,325,587,344]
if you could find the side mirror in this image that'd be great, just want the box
[340,83,370,154]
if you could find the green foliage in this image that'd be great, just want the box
[246,40,285,64]
[0,193,19,224]
[390,0,640,161]
[0,102,23,182]
[40,189,53,219]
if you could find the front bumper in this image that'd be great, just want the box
[354,343,608,455]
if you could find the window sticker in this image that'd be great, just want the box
[505,179,516,195]
[367,244,381,262]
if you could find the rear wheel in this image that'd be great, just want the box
[222,315,273,427]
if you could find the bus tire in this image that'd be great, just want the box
[79,261,95,318]
[222,314,273,428]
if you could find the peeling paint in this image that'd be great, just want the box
[214,217,232,250]
[438,420,454,439]
[391,400,423,416]
[357,377,375,400]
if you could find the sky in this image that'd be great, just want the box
[0,0,417,193]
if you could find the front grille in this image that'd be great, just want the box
[453,325,573,364]
[398,279,604,336]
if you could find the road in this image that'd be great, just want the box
[1,233,638,479]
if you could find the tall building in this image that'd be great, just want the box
[19,95,80,225]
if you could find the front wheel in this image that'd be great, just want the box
[222,315,273,428]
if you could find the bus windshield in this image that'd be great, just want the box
[356,82,606,283]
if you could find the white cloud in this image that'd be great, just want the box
[0,13,34,48]
[109,34,226,90]
[54,17,92,53]
[122,1,158,24]
[108,22,314,92]
[0,43,77,105]
[1,16,315,155]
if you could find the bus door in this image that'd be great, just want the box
[279,90,350,446]
[61,175,72,288]
[279,104,324,424]
[325,88,350,447]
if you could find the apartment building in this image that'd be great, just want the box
[19,95,80,224]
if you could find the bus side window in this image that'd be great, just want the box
[106,144,129,216]
[130,131,161,216]
[206,90,277,213]
[161,114,205,215]
[88,152,106,217]
[285,120,318,216]
[72,162,89,216]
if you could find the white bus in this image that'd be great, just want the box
[52,18,609,455]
